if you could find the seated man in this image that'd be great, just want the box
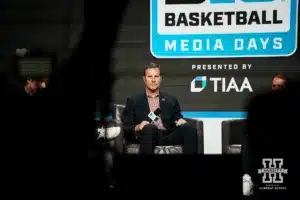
[121,62,198,154]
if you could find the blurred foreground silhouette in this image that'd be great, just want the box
[0,0,129,197]
[243,75,300,199]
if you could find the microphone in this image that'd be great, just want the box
[148,108,162,124]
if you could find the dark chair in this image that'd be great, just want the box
[113,104,204,154]
[222,119,246,154]
[93,118,124,187]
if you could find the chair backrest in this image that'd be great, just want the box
[222,119,246,153]
[113,104,126,122]
[184,118,204,154]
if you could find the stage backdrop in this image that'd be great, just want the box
[112,0,300,154]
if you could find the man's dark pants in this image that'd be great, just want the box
[138,124,198,154]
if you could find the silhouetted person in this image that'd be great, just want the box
[1,0,129,197]
[243,76,300,199]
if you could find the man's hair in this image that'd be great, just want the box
[273,74,287,81]
[23,76,44,85]
[143,62,161,76]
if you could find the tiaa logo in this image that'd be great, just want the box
[150,0,298,58]
[190,76,253,93]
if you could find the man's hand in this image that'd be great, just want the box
[175,118,187,126]
[135,121,150,132]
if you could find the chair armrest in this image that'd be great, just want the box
[184,118,203,132]
[95,118,124,153]
[184,118,204,154]
[184,118,198,125]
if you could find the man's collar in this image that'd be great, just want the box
[146,90,160,98]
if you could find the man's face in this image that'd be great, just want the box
[272,77,285,91]
[27,80,38,92]
[143,68,161,91]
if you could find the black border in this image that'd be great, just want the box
[114,154,242,197]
